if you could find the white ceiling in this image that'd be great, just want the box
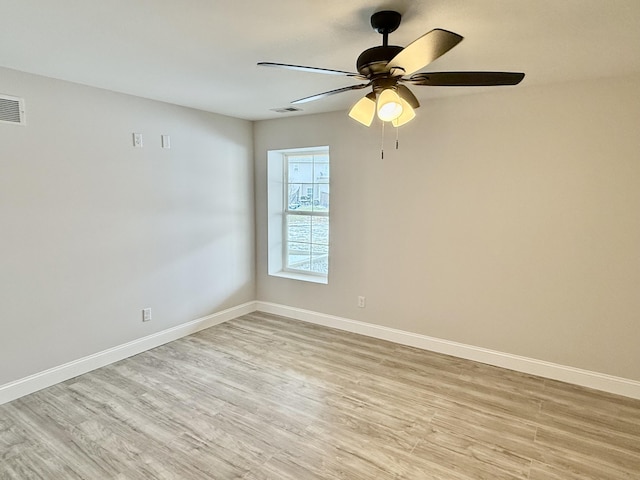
[1,0,640,121]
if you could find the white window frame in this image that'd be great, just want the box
[267,146,330,284]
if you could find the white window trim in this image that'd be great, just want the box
[267,146,329,284]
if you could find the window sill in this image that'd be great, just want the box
[269,270,328,285]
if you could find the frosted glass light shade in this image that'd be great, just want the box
[391,99,416,127]
[348,95,376,126]
[376,88,403,122]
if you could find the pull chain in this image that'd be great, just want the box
[381,121,385,159]
[380,122,401,158]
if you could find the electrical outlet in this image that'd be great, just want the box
[142,308,151,322]
[358,296,366,308]
[133,133,143,147]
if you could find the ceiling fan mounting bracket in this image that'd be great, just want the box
[370,11,402,36]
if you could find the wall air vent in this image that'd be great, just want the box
[270,107,302,114]
[0,94,26,125]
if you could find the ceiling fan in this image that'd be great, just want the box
[258,10,524,127]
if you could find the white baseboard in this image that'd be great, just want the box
[4,300,639,404]
[255,301,640,400]
[0,301,257,405]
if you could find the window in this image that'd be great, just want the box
[267,146,330,283]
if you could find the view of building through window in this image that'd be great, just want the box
[284,150,329,275]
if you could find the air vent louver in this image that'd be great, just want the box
[0,94,25,125]
[270,107,302,113]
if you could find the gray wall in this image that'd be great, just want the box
[254,74,640,382]
[0,67,255,385]
[2,66,639,387]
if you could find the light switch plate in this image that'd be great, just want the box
[161,135,170,149]
[133,133,143,147]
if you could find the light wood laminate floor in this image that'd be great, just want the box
[1,312,640,479]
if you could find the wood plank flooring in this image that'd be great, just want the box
[2,311,640,479]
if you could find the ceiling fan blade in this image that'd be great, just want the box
[387,29,463,76]
[408,71,525,86]
[258,62,365,79]
[291,84,370,104]
[397,85,420,109]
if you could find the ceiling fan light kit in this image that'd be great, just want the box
[259,10,524,129]
[376,88,404,121]
[348,93,376,126]
[391,98,416,127]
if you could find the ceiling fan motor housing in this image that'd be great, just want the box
[356,45,403,76]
